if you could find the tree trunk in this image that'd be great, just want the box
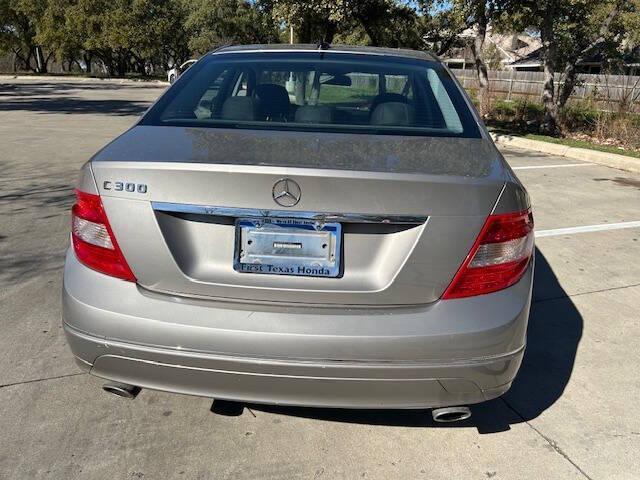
[12,48,32,72]
[294,72,306,105]
[541,61,558,135]
[323,23,337,44]
[15,48,36,73]
[83,54,92,74]
[34,46,47,73]
[554,1,622,122]
[43,51,54,73]
[362,23,380,47]
[298,17,312,43]
[540,14,558,135]
[469,1,490,117]
[557,65,578,110]
[116,57,127,77]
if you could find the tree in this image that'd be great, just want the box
[419,0,501,116]
[482,43,503,70]
[467,0,493,116]
[186,0,279,54]
[500,0,632,134]
[417,1,469,56]
[270,0,343,43]
[347,1,421,48]
[269,0,420,47]
[0,0,50,72]
[102,0,190,74]
[625,1,640,42]
[57,0,192,75]
[36,0,84,71]
[65,0,129,75]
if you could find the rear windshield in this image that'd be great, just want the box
[141,52,480,138]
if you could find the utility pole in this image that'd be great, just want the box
[290,25,294,44]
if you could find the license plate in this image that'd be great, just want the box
[234,218,342,277]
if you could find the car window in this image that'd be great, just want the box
[144,53,480,138]
[193,68,232,119]
[318,73,377,107]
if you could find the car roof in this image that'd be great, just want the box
[211,44,439,62]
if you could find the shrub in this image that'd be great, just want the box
[513,99,544,123]
[594,113,640,150]
[561,101,599,132]
[487,98,544,128]
[492,99,516,118]
[466,88,479,108]
[483,94,639,152]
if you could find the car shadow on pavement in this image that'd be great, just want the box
[238,247,582,434]
[0,96,151,116]
[0,83,154,115]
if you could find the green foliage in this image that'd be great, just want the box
[0,0,46,71]
[36,0,81,61]
[496,0,635,133]
[491,98,517,117]
[1,0,638,80]
[417,0,469,55]
[185,0,279,54]
[489,98,544,125]
[560,101,599,131]
[269,0,421,47]
[488,96,639,152]
[482,43,503,70]
[621,0,640,46]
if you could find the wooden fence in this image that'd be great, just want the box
[451,69,640,112]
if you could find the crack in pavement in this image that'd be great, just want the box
[534,282,640,305]
[0,372,86,390]
[499,396,595,480]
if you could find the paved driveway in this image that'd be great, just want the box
[1,78,639,479]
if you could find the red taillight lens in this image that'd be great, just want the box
[442,209,534,299]
[71,189,136,282]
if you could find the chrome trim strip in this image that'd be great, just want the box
[152,202,427,225]
[210,49,432,59]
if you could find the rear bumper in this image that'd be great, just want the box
[62,250,532,409]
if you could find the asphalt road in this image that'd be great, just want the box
[1,78,639,480]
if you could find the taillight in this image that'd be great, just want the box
[442,209,534,299]
[71,189,136,282]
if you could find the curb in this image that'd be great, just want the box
[491,132,640,174]
[0,74,169,86]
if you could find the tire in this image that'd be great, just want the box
[169,74,176,84]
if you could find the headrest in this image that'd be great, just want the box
[370,102,415,126]
[220,96,260,121]
[370,92,409,114]
[294,106,334,124]
[255,83,290,119]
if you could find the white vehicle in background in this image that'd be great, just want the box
[167,59,197,84]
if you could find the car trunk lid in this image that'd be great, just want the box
[91,126,506,306]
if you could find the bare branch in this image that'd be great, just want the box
[574,0,624,65]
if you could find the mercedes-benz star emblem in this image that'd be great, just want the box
[272,178,301,207]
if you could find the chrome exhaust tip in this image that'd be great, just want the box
[432,406,471,423]
[102,382,141,400]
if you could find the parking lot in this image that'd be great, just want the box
[1,78,639,479]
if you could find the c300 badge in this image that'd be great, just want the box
[103,181,147,194]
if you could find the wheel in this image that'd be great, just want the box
[169,74,176,84]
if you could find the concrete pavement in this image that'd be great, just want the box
[492,132,640,174]
[1,78,638,479]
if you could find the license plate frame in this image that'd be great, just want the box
[233,218,342,278]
